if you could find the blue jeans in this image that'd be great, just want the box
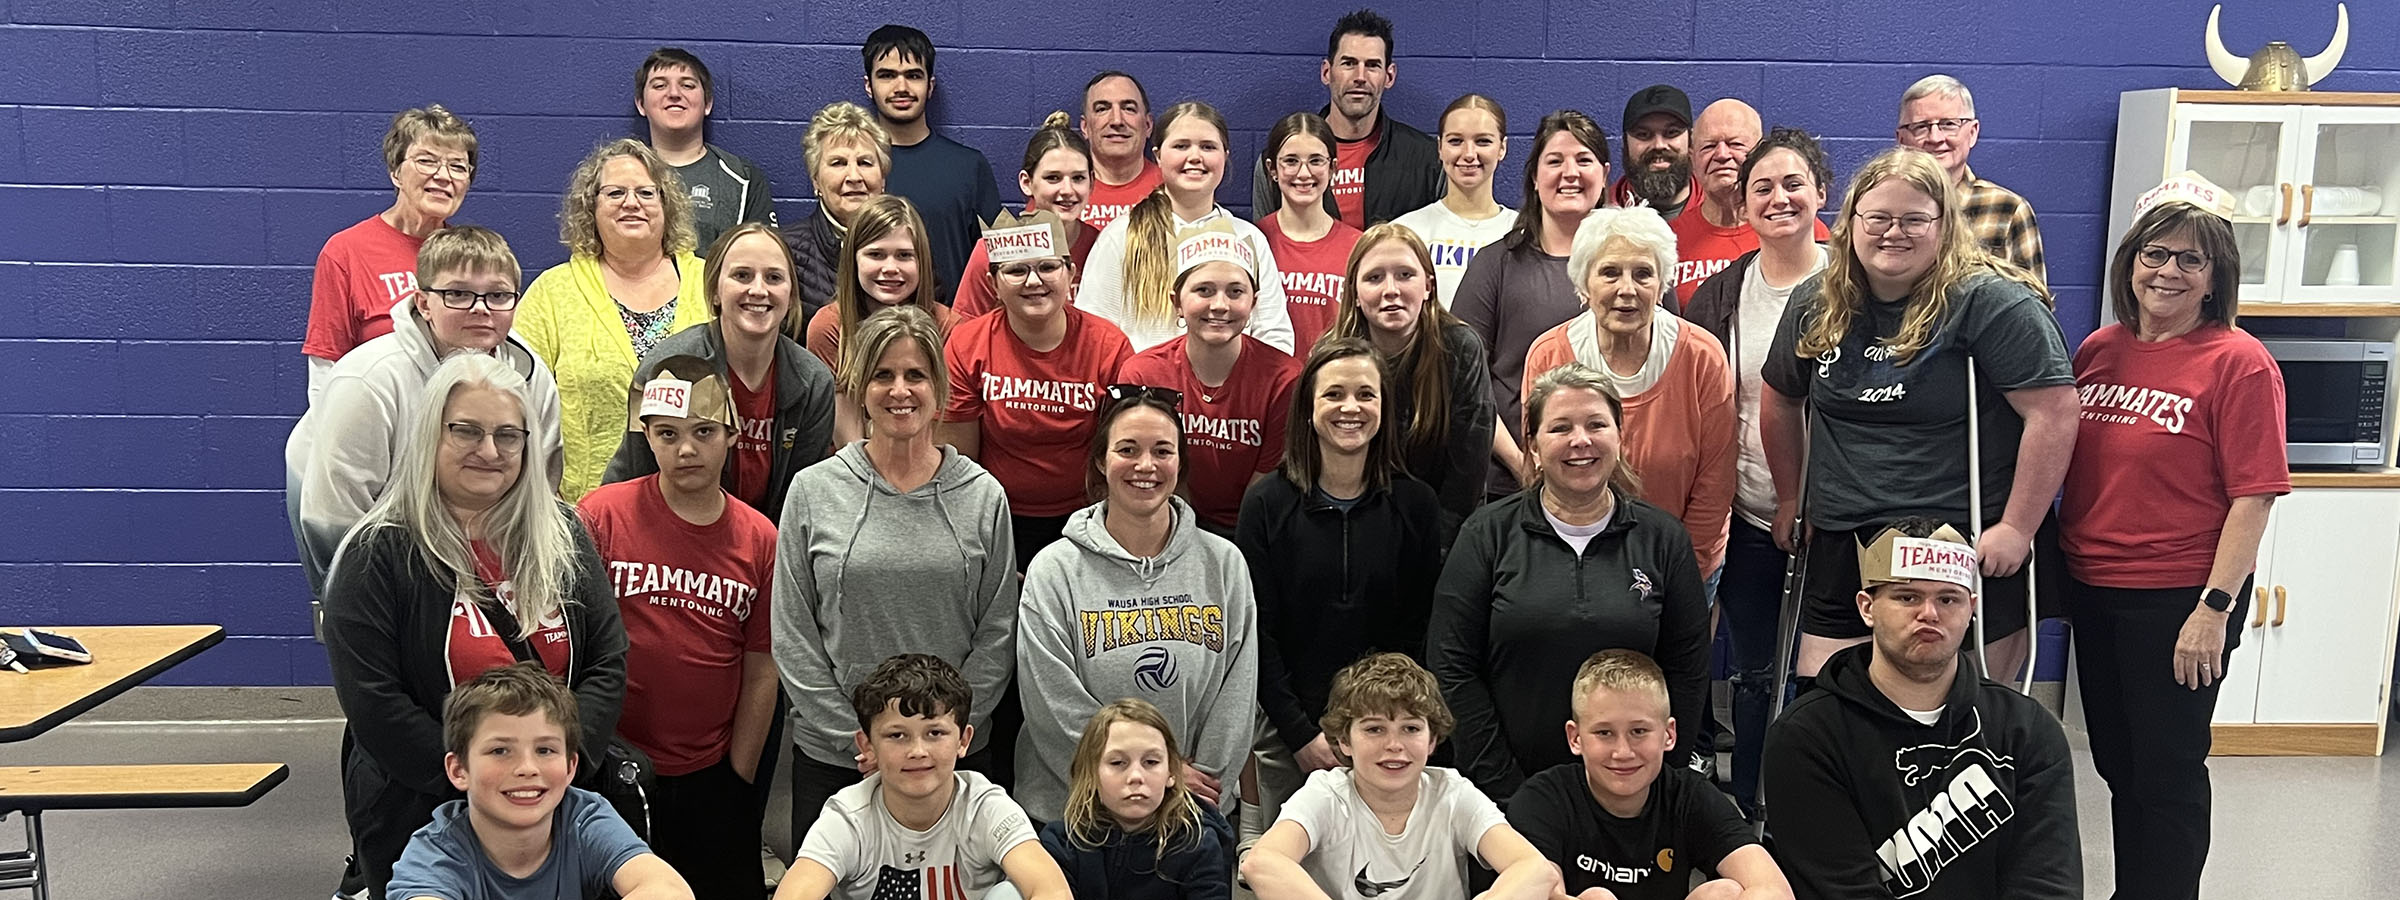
[1719,518,1788,815]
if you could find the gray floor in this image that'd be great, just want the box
[6,690,2400,898]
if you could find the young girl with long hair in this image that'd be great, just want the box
[1256,112,1363,349]
[1039,699,1235,900]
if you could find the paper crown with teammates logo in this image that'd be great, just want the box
[1857,522,1979,589]
[626,355,734,431]
[2133,171,2239,223]
[981,209,1072,265]
[1173,220,1257,280]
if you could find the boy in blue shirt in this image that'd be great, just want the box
[387,663,692,900]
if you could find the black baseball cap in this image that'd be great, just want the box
[1623,84,1692,131]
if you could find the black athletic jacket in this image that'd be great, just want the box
[324,515,628,800]
[782,206,844,326]
[600,319,838,521]
[1235,472,1445,751]
[1429,488,1710,801]
[1763,644,2081,900]
[1250,107,1442,226]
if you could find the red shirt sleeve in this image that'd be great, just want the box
[1257,356,1299,475]
[302,246,356,360]
[743,517,775,654]
[944,324,985,423]
[2214,355,2292,500]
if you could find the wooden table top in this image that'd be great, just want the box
[0,625,226,743]
[0,763,289,812]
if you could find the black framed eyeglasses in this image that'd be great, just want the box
[1898,117,1976,138]
[2137,245,2211,273]
[422,288,522,311]
[1105,383,1183,410]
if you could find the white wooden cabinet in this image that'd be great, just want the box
[2210,487,2400,754]
[2110,90,2400,314]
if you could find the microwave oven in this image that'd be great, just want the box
[2260,338,2391,467]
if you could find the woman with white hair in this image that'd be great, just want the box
[1520,206,1736,580]
[324,352,628,900]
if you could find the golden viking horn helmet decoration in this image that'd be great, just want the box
[2206,3,2349,92]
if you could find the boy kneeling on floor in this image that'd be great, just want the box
[389,662,692,900]
[775,653,1071,900]
[1242,652,1560,900]
[1507,650,1791,900]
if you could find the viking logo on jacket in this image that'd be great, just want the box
[1876,711,2018,896]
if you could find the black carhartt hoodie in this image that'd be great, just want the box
[1762,644,2080,900]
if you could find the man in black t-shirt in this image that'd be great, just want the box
[1509,651,1790,900]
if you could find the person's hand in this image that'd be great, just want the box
[1574,889,1623,900]
[1183,761,1224,806]
[1295,734,1342,772]
[732,753,759,785]
[1772,497,1806,553]
[2174,604,2232,690]
[1976,521,2032,576]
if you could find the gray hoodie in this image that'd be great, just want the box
[774,441,1018,768]
[284,298,563,602]
[1014,496,1259,821]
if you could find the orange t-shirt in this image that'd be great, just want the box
[1521,315,1736,573]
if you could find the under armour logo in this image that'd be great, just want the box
[902,850,925,866]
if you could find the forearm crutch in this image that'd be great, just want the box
[1965,356,2040,695]
[1757,406,1811,825]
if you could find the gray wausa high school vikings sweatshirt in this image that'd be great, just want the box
[774,442,1020,769]
[1014,496,1259,822]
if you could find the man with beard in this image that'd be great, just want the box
[1896,74,2047,287]
[861,24,1001,300]
[1763,518,2080,900]
[1077,71,1160,234]
[1666,99,1828,307]
[1609,84,1695,219]
[1250,9,1441,229]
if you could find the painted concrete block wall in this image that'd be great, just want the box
[2,1,2388,684]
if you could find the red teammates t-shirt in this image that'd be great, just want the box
[1257,214,1362,352]
[951,225,1101,320]
[1116,337,1299,529]
[1666,202,1831,307]
[1081,160,1165,234]
[727,363,777,511]
[304,215,425,360]
[1331,129,1378,229]
[446,542,570,688]
[578,475,777,775]
[944,308,1135,517]
[2061,324,2290,588]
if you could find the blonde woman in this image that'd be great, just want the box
[518,138,711,501]
[786,101,892,325]
[325,352,626,899]
[1759,146,2074,686]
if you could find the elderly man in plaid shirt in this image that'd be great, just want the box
[1894,74,2047,288]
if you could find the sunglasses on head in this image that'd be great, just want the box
[1104,383,1183,410]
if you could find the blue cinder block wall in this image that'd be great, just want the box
[2,2,2389,684]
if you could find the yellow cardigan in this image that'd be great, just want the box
[516,252,712,502]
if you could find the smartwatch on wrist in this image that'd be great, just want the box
[2201,587,2234,613]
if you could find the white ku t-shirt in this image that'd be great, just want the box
[797,770,1039,900]
[1390,201,1516,303]
[1278,766,1508,900]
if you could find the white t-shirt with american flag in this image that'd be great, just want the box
[797,770,1039,900]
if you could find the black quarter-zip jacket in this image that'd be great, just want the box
[1429,488,1710,801]
[1237,472,1445,751]
[1763,644,2081,900]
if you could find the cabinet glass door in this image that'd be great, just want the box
[2173,106,2299,302]
[2287,108,2400,301]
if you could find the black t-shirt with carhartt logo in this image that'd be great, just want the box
[1507,763,1755,900]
